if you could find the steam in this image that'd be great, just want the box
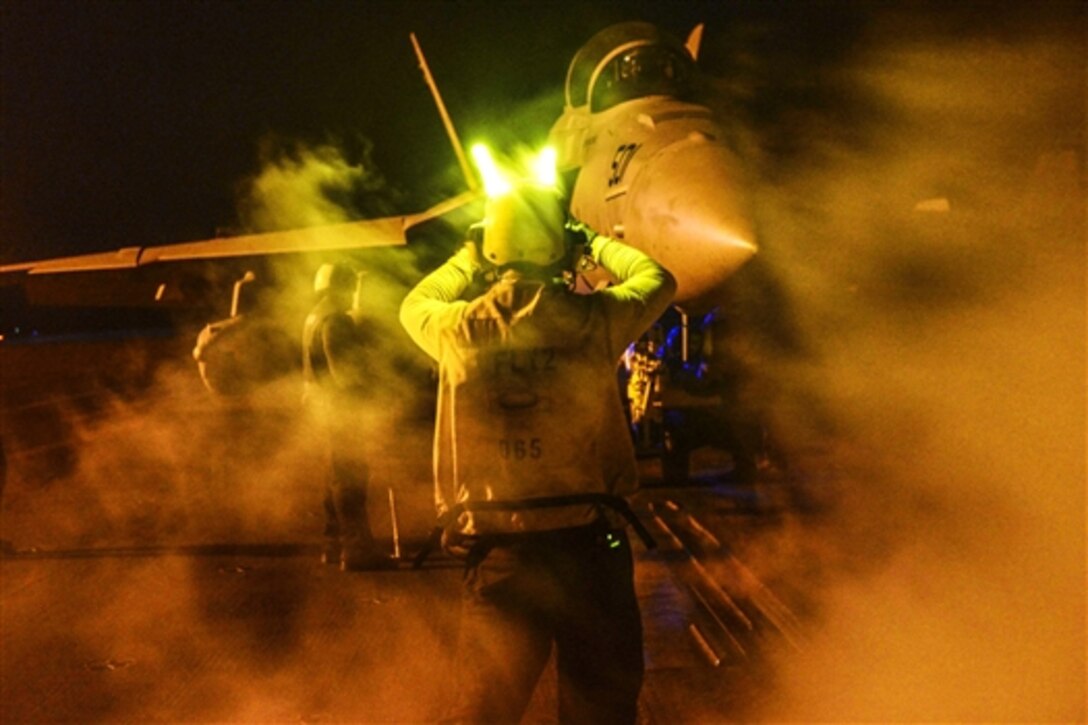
[1,115,463,559]
[718,14,1085,723]
[1,325,450,720]
[2,8,1082,722]
[234,133,402,234]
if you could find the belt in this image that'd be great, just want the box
[411,493,657,569]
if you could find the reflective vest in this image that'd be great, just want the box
[400,238,676,535]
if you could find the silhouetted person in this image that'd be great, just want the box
[400,180,675,723]
[303,263,392,571]
[661,308,762,484]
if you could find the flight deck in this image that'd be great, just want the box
[1,475,803,723]
[1,334,809,723]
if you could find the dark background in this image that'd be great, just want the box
[4,0,1082,264]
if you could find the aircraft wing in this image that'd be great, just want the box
[3,33,482,279]
[1,190,479,275]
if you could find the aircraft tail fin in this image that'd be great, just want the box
[686,24,705,61]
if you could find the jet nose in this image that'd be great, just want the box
[623,134,757,303]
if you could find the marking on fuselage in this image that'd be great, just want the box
[608,143,641,188]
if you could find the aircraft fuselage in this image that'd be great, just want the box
[559,95,756,306]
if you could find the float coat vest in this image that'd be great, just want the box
[400,238,676,535]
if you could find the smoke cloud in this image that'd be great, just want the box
[234,133,404,234]
[0,127,462,720]
[1,7,1083,722]
[713,8,1085,722]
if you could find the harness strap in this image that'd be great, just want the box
[411,493,656,569]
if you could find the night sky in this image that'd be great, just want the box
[2,1,1084,264]
[1,0,737,263]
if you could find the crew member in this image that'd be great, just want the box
[303,262,391,571]
[399,182,676,723]
[662,308,761,484]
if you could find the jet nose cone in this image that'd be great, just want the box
[624,136,757,303]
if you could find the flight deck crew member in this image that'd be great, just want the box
[303,262,391,571]
[399,182,676,723]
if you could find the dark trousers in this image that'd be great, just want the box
[322,449,371,542]
[447,524,644,724]
[320,413,373,545]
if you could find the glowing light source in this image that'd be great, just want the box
[470,143,511,197]
[472,143,560,197]
[532,146,558,187]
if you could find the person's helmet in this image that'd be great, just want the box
[313,262,355,295]
[479,183,567,268]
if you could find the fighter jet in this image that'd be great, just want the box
[1,21,757,399]
[550,21,757,307]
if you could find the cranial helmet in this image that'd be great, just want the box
[313,262,355,295]
[480,183,567,268]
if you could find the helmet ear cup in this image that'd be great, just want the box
[468,222,485,246]
[564,225,579,249]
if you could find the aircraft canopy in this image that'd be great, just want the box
[565,22,697,112]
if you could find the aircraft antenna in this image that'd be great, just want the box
[410,32,479,192]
